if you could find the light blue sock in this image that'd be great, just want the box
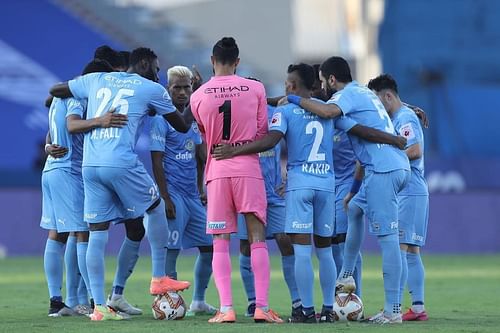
[378,233,402,315]
[281,255,300,303]
[340,203,365,278]
[337,242,363,297]
[354,251,363,298]
[316,247,336,307]
[407,252,425,305]
[165,248,180,279]
[112,237,141,296]
[77,277,89,305]
[64,236,79,307]
[86,230,108,305]
[144,200,168,277]
[44,238,65,299]
[76,241,91,303]
[331,243,343,277]
[239,254,255,302]
[293,244,314,309]
[400,250,408,305]
[193,251,213,301]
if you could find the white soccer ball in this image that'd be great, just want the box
[151,292,186,320]
[333,292,364,321]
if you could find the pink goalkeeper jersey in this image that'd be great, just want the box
[190,74,268,182]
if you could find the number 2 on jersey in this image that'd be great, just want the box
[305,121,325,162]
[95,88,134,117]
[218,100,231,140]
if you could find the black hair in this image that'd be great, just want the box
[94,45,121,68]
[129,47,157,66]
[319,56,352,83]
[118,50,131,68]
[367,74,399,94]
[246,76,261,82]
[212,37,239,65]
[287,63,315,90]
[82,59,114,75]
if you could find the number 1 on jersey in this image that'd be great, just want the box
[218,100,232,140]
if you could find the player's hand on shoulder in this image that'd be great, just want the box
[407,104,429,128]
[343,192,355,212]
[277,96,289,106]
[98,108,128,128]
[395,135,407,150]
[211,143,235,160]
[46,144,68,158]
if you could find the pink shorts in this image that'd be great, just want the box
[206,177,267,234]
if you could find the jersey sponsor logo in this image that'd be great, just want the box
[175,152,193,160]
[204,86,250,94]
[151,133,166,144]
[208,221,226,230]
[291,221,312,229]
[57,218,66,226]
[104,76,142,85]
[84,213,97,220]
[412,233,424,242]
[301,162,331,175]
[399,123,415,140]
[270,112,281,127]
[293,108,305,115]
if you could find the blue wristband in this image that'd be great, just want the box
[350,179,362,194]
[287,94,302,105]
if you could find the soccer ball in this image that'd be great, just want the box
[333,292,364,321]
[151,292,186,320]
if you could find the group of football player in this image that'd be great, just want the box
[41,36,429,324]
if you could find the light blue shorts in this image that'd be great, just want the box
[350,169,410,236]
[40,168,87,233]
[284,189,334,237]
[334,182,351,235]
[398,195,429,246]
[237,204,286,240]
[82,164,159,224]
[167,190,212,249]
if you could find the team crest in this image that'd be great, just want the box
[184,139,195,151]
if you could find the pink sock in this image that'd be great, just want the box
[250,242,270,308]
[212,238,232,308]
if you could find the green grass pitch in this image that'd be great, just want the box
[0,254,499,332]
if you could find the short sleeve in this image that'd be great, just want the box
[190,91,205,135]
[398,114,422,148]
[269,106,288,135]
[327,91,354,115]
[68,73,99,100]
[148,83,176,116]
[192,123,203,145]
[65,98,84,118]
[149,116,167,151]
[334,116,357,132]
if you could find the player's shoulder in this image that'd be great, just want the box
[239,76,266,92]
[398,105,420,124]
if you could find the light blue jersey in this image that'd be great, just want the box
[259,106,284,206]
[333,129,356,186]
[68,72,176,168]
[270,102,336,192]
[329,81,410,173]
[44,97,84,174]
[391,105,428,196]
[150,116,202,198]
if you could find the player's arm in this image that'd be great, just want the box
[406,143,423,160]
[163,111,189,133]
[287,95,342,119]
[151,151,176,219]
[212,131,283,160]
[49,82,73,98]
[348,124,407,149]
[267,96,285,107]
[44,131,68,158]
[343,161,364,211]
[195,143,207,205]
[67,111,128,133]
